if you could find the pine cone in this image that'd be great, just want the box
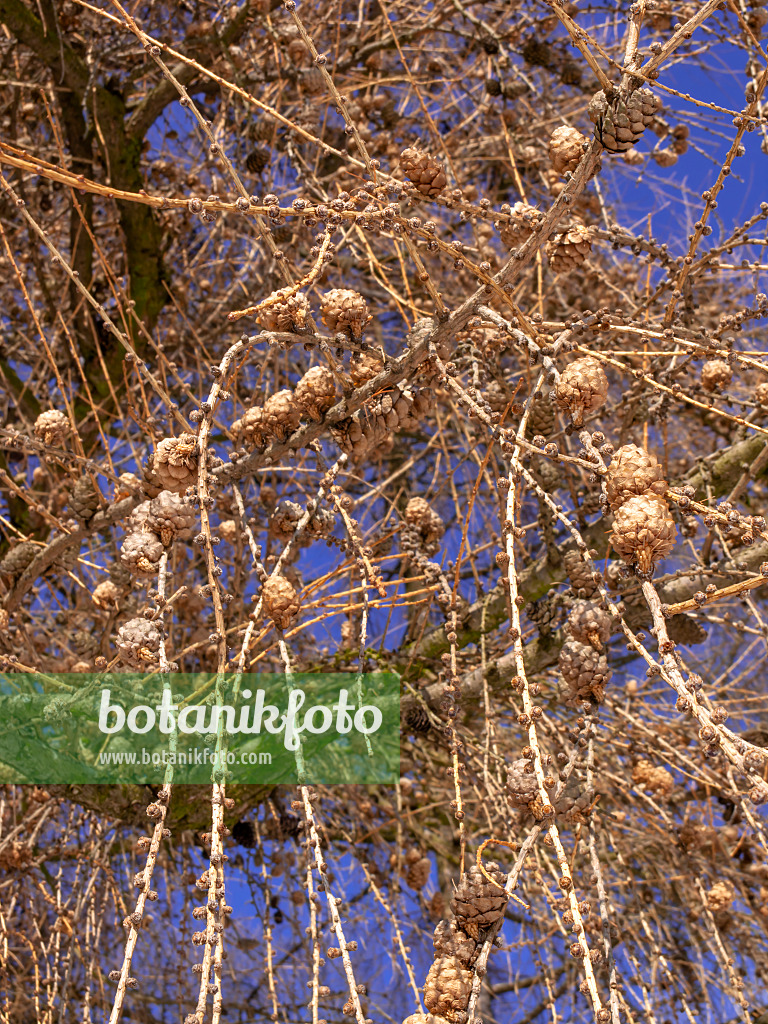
[120,531,164,577]
[245,147,269,174]
[632,758,674,796]
[666,613,707,646]
[116,617,162,668]
[145,491,196,546]
[232,407,269,449]
[320,288,370,341]
[34,409,69,446]
[450,861,508,939]
[151,434,198,494]
[499,201,542,249]
[300,66,325,94]
[701,358,732,392]
[604,444,667,512]
[525,393,556,439]
[295,366,337,421]
[92,580,120,610]
[405,850,431,890]
[404,497,445,555]
[549,125,587,176]
[256,290,310,334]
[0,541,38,579]
[262,574,301,629]
[423,955,472,1022]
[399,146,447,197]
[432,920,478,967]
[567,600,612,650]
[546,223,593,273]
[526,596,561,636]
[588,86,659,152]
[262,390,301,442]
[70,476,100,522]
[755,382,768,408]
[506,759,539,808]
[270,500,303,541]
[611,494,677,574]
[554,357,609,426]
[404,704,431,733]
[706,881,734,912]
[349,349,385,387]
[559,639,612,702]
[563,548,599,597]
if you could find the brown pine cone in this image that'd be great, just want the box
[588,86,660,152]
[549,125,587,176]
[262,390,301,442]
[116,617,162,668]
[399,146,447,197]
[755,381,768,408]
[145,491,196,546]
[563,548,599,597]
[605,444,667,512]
[554,357,609,426]
[559,639,612,702]
[0,541,38,579]
[404,497,445,554]
[705,881,734,912]
[632,758,674,797]
[295,366,337,421]
[567,600,612,650]
[70,476,100,522]
[34,409,69,446]
[92,580,120,610]
[232,407,269,449]
[405,851,431,890]
[120,531,164,577]
[262,574,301,629]
[506,758,539,808]
[151,434,198,494]
[498,201,542,249]
[320,288,370,341]
[432,919,478,967]
[256,290,310,334]
[349,349,385,387]
[546,223,593,273]
[300,66,325,94]
[611,494,677,574]
[525,393,556,439]
[270,499,303,541]
[423,955,472,1022]
[701,358,732,392]
[450,861,508,939]
[666,613,707,646]
[245,147,269,175]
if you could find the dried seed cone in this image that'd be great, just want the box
[450,861,508,940]
[295,366,337,421]
[666,613,707,646]
[262,390,301,441]
[432,920,478,968]
[34,409,69,446]
[499,201,542,249]
[559,639,612,702]
[632,759,674,796]
[564,548,599,597]
[611,494,677,574]
[554,357,608,426]
[232,407,269,449]
[256,290,310,333]
[270,499,303,541]
[506,758,540,808]
[706,881,734,912]
[245,147,269,175]
[588,86,659,152]
[423,955,472,1022]
[70,476,100,522]
[0,541,38,579]
[399,146,447,197]
[349,349,385,387]
[605,444,667,512]
[146,491,196,546]
[755,381,768,407]
[404,497,445,555]
[92,579,120,609]
[525,393,556,439]
[526,596,560,636]
[549,125,587,175]
[151,434,198,494]
[567,601,612,650]
[320,288,370,341]
[120,531,164,577]
[701,358,732,392]
[546,223,593,273]
[262,574,301,629]
[116,617,162,668]
[405,854,431,890]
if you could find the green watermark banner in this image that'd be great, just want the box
[0,672,400,784]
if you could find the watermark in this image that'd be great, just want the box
[0,672,400,784]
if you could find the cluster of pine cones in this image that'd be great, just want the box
[256,287,371,343]
[559,599,613,704]
[403,861,508,1024]
[232,366,338,451]
[331,385,431,460]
